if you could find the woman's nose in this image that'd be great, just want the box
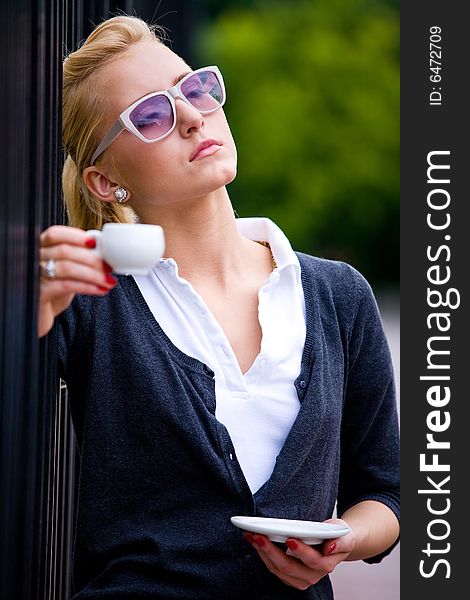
[175,98,204,136]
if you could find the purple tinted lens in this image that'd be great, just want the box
[181,71,223,112]
[129,94,174,140]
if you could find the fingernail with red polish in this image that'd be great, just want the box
[105,274,118,285]
[97,286,108,292]
[85,238,96,248]
[102,261,113,273]
[254,536,265,548]
[326,542,336,555]
[243,532,255,544]
[286,540,298,551]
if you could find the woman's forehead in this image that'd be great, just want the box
[101,41,190,110]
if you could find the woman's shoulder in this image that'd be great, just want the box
[58,277,131,341]
[294,251,373,305]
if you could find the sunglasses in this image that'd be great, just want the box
[90,66,226,165]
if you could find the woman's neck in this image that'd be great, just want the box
[135,187,271,287]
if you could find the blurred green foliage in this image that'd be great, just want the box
[195,0,399,285]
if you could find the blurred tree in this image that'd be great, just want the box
[195,0,399,285]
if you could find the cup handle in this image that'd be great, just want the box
[85,230,103,258]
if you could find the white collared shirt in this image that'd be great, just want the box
[134,217,306,493]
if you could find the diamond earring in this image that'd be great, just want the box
[114,186,128,203]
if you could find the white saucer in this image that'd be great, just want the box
[231,516,351,545]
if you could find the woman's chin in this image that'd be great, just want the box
[215,160,237,186]
[197,162,237,193]
[219,169,236,190]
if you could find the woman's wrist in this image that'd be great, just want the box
[338,500,399,562]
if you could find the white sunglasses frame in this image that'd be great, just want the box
[90,65,226,166]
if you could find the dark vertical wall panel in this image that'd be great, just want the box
[0,0,41,597]
[0,0,64,597]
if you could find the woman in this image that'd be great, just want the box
[39,15,399,599]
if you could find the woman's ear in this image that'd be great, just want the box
[82,166,130,203]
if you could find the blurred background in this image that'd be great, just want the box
[163,0,400,290]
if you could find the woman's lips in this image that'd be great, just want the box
[190,139,222,162]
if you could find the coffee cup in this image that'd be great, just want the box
[86,223,165,275]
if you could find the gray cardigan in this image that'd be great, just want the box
[58,252,400,599]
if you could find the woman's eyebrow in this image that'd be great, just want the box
[173,71,191,85]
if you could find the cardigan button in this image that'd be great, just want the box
[203,365,215,378]
[299,380,307,389]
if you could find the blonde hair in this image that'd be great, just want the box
[62,16,164,230]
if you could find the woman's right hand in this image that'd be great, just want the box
[38,225,117,337]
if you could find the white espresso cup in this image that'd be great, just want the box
[86,223,165,275]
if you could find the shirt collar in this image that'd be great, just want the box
[157,217,301,285]
[235,217,301,284]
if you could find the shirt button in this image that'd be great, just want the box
[259,356,268,367]
[299,380,307,389]
[243,554,253,564]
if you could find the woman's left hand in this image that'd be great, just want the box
[244,518,355,591]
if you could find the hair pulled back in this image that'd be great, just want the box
[62,16,164,230]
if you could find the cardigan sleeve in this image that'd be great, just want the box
[336,266,400,563]
[57,295,89,380]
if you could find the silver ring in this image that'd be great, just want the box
[44,258,57,279]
